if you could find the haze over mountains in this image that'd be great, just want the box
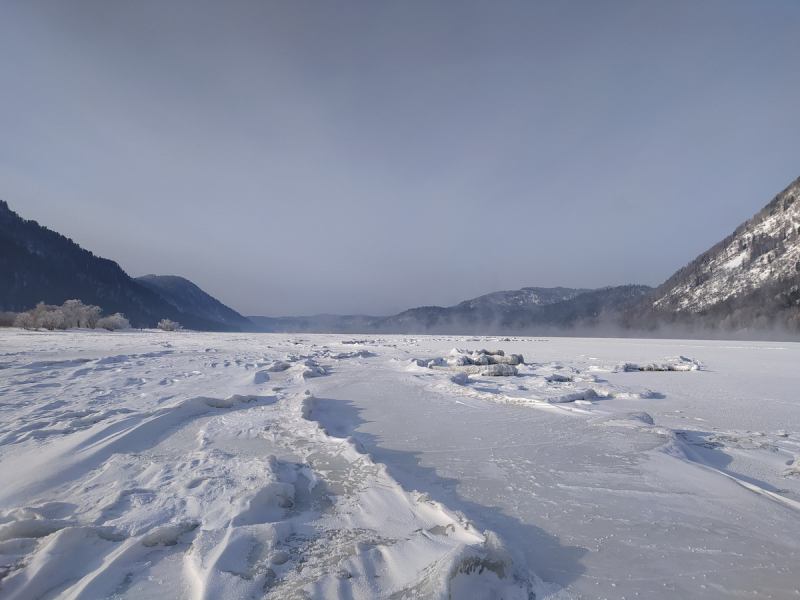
[248,285,652,334]
[2,173,800,336]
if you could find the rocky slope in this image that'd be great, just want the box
[626,175,800,333]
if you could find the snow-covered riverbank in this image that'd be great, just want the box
[1,331,798,599]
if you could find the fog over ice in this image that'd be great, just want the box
[2,1,800,316]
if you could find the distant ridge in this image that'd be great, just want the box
[0,201,242,331]
[248,284,651,334]
[375,285,650,333]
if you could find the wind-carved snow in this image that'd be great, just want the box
[0,332,540,600]
[2,332,800,599]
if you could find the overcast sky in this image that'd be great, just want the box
[2,1,800,317]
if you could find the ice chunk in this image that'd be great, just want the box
[451,373,470,386]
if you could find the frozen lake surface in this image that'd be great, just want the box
[1,331,798,599]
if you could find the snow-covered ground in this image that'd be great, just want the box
[1,331,798,599]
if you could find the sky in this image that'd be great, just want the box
[2,1,800,317]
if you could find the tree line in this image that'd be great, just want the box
[0,299,182,332]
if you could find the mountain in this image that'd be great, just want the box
[454,287,591,311]
[379,285,650,333]
[625,175,800,333]
[0,201,240,331]
[248,285,651,334]
[383,286,590,332]
[136,274,256,331]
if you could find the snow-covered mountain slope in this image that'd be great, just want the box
[382,285,651,333]
[455,287,590,311]
[635,175,800,331]
[136,274,256,331]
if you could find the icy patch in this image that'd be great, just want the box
[450,372,470,386]
[546,373,572,383]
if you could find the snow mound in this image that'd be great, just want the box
[253,369,271,384]
[617,356,700,372]
[300,389,317,419]
[590,411,656,426]
[412,349,523,376]
[594,386,658,399]
[291,358,327,379]
[433,363,518,376]
[448,348,524,366]
[545,388,598,404]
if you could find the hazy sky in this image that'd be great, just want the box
[2,1,800,317]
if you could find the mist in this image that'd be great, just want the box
[2,1,800,316]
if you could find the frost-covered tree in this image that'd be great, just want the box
[13,299,106,331]
[60,299,80,328]
[57,299,103,328]
[10,300,140,332]
[26,302,68,331]
[97,313,131,331]
[158,319,182,331]
[13,312,37,330]
[39,308,68,331]
[82,304,102,329]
